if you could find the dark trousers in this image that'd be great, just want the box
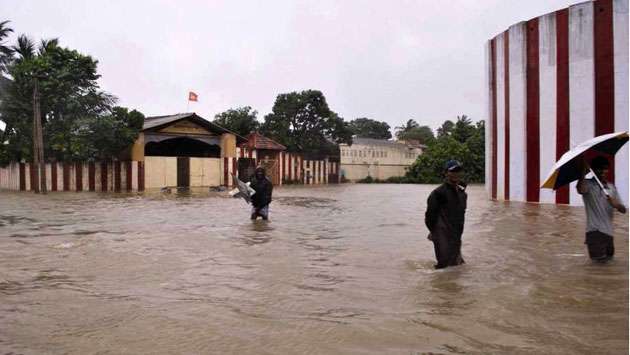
[432,232,464,269]
[585,231,614,262]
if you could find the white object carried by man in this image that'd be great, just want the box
[229,173,256,204]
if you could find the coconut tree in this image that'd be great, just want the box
[0,20,13,74]
[11,34,35,63]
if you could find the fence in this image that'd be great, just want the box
[0,161,145,192]
[0,155,339,192]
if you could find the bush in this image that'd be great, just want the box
[357,175,374,183]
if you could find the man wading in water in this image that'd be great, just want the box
[250,167,273,220]
[577,156,626,263]
[425,160,467,269]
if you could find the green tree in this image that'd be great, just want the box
[451,115,476,143]
[395,119,435,144]
[399,126,435,145]
[348,117,392,139]
[405,136,469,183]
[72,106,144,160]
[0,35,117,163]
[436,120,454,138]
[0,20,13,74]
[261,90,352,154]
[406,116,485,183]
[213,106,259,137]
[395,119,419,135]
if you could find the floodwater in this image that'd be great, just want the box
[0,184,627,355]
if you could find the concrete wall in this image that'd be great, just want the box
[486,0,628,205]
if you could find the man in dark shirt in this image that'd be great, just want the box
[250,167,273,220]
[425,160,467,269]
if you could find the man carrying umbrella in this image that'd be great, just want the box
[577,156,626,263]
[542,131,628,263]
[425,160,467,269]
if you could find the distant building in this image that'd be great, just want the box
[339,137,424,181]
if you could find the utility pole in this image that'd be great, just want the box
[32,77,46,193]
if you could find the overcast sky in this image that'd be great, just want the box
[1,0,576,133]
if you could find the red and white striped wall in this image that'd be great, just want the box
[235,148,339,185]
[486,0,628,206]
[0,161,145,192]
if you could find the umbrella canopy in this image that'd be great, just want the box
[541,131,628,190]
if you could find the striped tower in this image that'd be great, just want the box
[486,0,629,206]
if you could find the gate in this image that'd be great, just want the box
[238,158,256,182]
[259,159,279,185]
[177,157,190,187]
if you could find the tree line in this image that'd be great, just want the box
[0,20,144,165]
[0,19,484,183]
[214,103,485,183]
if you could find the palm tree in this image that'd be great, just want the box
[38,38,59,56]
[0,20,13,74]
[12,34,35,63]
[395,119,419,139]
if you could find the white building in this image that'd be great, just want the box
[339,137,424,181]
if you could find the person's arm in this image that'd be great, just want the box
[607,187,626,214]
[576,158,589,195]
[425,191,440,232]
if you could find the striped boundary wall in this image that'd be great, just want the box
[236,148,339,185]
[1,152,340,192]
[0,161,145,192]
[486,0,628,206]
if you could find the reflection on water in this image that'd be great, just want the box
[0,184,627,354]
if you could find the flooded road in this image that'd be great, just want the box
[0,184,627,354]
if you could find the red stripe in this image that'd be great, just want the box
[51,162,57,191]
[75,162,83,191]
[281,153,286,183]
[300,157,304,183]
[223,157,229,186]
[324,161,327,183]
[114,161,121,192]
[504,31,511,200]
[556,9,570,204]
[30,163,37,192]
[19,163,25,191]
[89,162,95,191]
[526,19,540,203]
[490,39,498,200]
[63,163,70,191]
[594,0,615,182]
[240,148,244,158]
[318,161,321,183]
[248,149,252,158]
[100,162,108,192]
[126,161,132,191]
[138,161,145,191]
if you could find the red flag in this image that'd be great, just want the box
[188,91,198,102]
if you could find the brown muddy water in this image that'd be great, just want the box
[0,184,627,354]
